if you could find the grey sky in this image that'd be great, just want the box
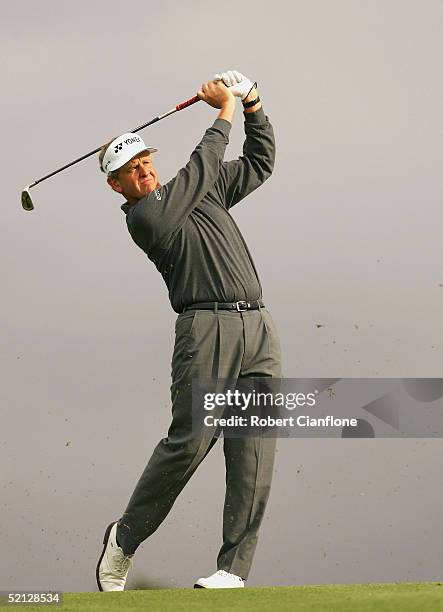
[2,0,443,591]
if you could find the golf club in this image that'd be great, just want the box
[21,94,200,211]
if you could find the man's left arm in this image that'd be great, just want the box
[215,83,276,209]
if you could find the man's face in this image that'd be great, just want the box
[107,151,159,204]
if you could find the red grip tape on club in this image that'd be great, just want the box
[175,95,200,111]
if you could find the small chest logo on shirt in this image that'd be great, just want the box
[154,189,162,201]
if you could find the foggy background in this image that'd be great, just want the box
[2,0,443,591]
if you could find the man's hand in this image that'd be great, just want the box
[213,70,255,101]
[197,80,235,109]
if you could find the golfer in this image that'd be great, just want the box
[96,70,282,590]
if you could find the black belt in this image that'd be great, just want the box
[182,299,265,313]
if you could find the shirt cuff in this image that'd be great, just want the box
[212,117,232,136]
[243,106,267,124]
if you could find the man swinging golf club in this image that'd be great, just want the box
[96,70,283,590]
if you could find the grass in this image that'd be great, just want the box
[4,583,442,611]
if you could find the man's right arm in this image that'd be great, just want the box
[127,83,235,256]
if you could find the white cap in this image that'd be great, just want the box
[101,132,157,174]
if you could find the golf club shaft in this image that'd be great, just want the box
[30,95,200,188]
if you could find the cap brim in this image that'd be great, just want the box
[106,146,158,173]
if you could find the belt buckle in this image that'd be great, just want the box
[236,300,249,312]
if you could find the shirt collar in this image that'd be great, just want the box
[120,201,132,214]
[120,183,162,214]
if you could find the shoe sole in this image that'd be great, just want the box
[96,521,118,592]
[193,584,244,589]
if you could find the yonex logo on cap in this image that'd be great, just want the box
[123,136,141,145]
[114,137,141,154]
[102,132,156,174]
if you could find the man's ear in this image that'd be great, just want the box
[107,176,123,194]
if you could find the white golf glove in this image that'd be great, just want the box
[213,70,255,101]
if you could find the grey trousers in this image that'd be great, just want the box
[116,306,282,581]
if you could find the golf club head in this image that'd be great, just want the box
[21,187,34,211]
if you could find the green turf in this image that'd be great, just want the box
[5,583,443,612]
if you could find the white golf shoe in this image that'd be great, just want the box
[194,569,245,589]
[96,521,134,591]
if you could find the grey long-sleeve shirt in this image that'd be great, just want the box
[120,106,275,314]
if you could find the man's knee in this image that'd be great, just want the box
[161,434,209,462]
